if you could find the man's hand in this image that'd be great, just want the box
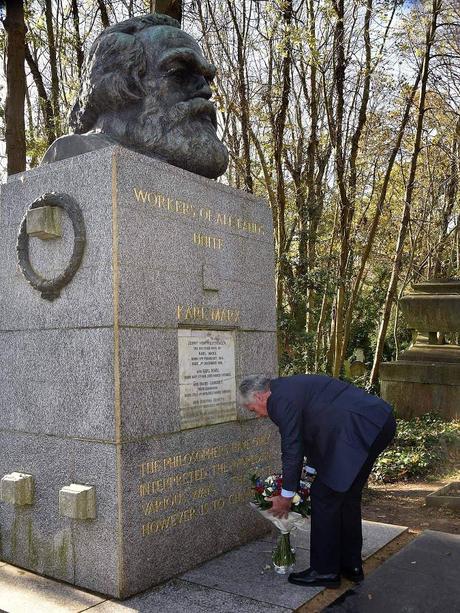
[268,494,292,519]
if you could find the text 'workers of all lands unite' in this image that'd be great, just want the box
[133,188,265,251]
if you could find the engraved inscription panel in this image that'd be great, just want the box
[138,431,278,537]
[178,328,236,430]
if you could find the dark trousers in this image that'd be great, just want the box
[309,414,396,573]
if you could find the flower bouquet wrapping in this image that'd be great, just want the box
[250,468,314,574]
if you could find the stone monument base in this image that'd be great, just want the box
[0,147,279,597]
[381,279,460,420]
[380,342,460,419]
[380,361,460,419]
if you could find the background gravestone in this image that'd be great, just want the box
[380,279,460,419]
[0,146,279,597]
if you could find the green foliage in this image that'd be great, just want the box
[371,413,460,483]
[377,304,413,364]
[278,265,334,375]
[26,132,49,168]
[278,312,309,375]
[348,267,389,363]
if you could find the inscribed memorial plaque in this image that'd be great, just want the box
[178,329,236,429]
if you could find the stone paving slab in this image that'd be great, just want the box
[180,520,406,611]
[0,564,106,613]
[90,579,291,613]
[324,530,460,612]
[180,539,321,610]
[260,519,407,560]
[0,520,408,613]
[362,520,407,559]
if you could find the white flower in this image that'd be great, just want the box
[292,493,301,505]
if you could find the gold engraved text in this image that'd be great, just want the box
[215,213,264,235]
[138,433,276,535]
[139,433,271,477]
[139,468,209,497]
[193,232,223,250]
[133,189,197,219]
[142,498,226,536]
[133,188,265,236]
[176,304,240,324]
[142,492,185,516]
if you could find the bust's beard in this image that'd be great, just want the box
[117,96,228,179]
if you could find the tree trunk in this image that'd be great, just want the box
[370,0,442,387]
[303,0,320,365]
[331,0,349,377]
[274,1,293,313]
[45,0,61,137]
[24,44,56,146]
[336,0,373,370]
[71,0,84,81]
[315,206,339,371]
[226,0,253,192]
[25,85,37,167]
[3,0,26,175]
[433,116,460,276]
[97,0,110,28]
[340,64,423,377]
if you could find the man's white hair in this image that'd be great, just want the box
[238,375,271,403]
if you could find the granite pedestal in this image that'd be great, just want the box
[380,279,460,418]
[0,147,279,598]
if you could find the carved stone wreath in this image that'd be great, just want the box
[17,193,86,301]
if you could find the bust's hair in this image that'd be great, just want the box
[70,13,180,134]
[238,376,272,403]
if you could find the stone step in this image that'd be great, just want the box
[399,344,460,363]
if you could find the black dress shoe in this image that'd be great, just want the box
[288,567,340,588]
[341,566,364,582]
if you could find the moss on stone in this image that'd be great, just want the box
[27,520,38,568]
[56,534,69,575]
[10,516,18,558]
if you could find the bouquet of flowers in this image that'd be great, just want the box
[250,467,315,574]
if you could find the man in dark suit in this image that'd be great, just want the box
[239,374,396,588]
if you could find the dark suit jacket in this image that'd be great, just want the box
[267,374,392,493]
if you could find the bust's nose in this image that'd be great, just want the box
[193,75,212,100]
